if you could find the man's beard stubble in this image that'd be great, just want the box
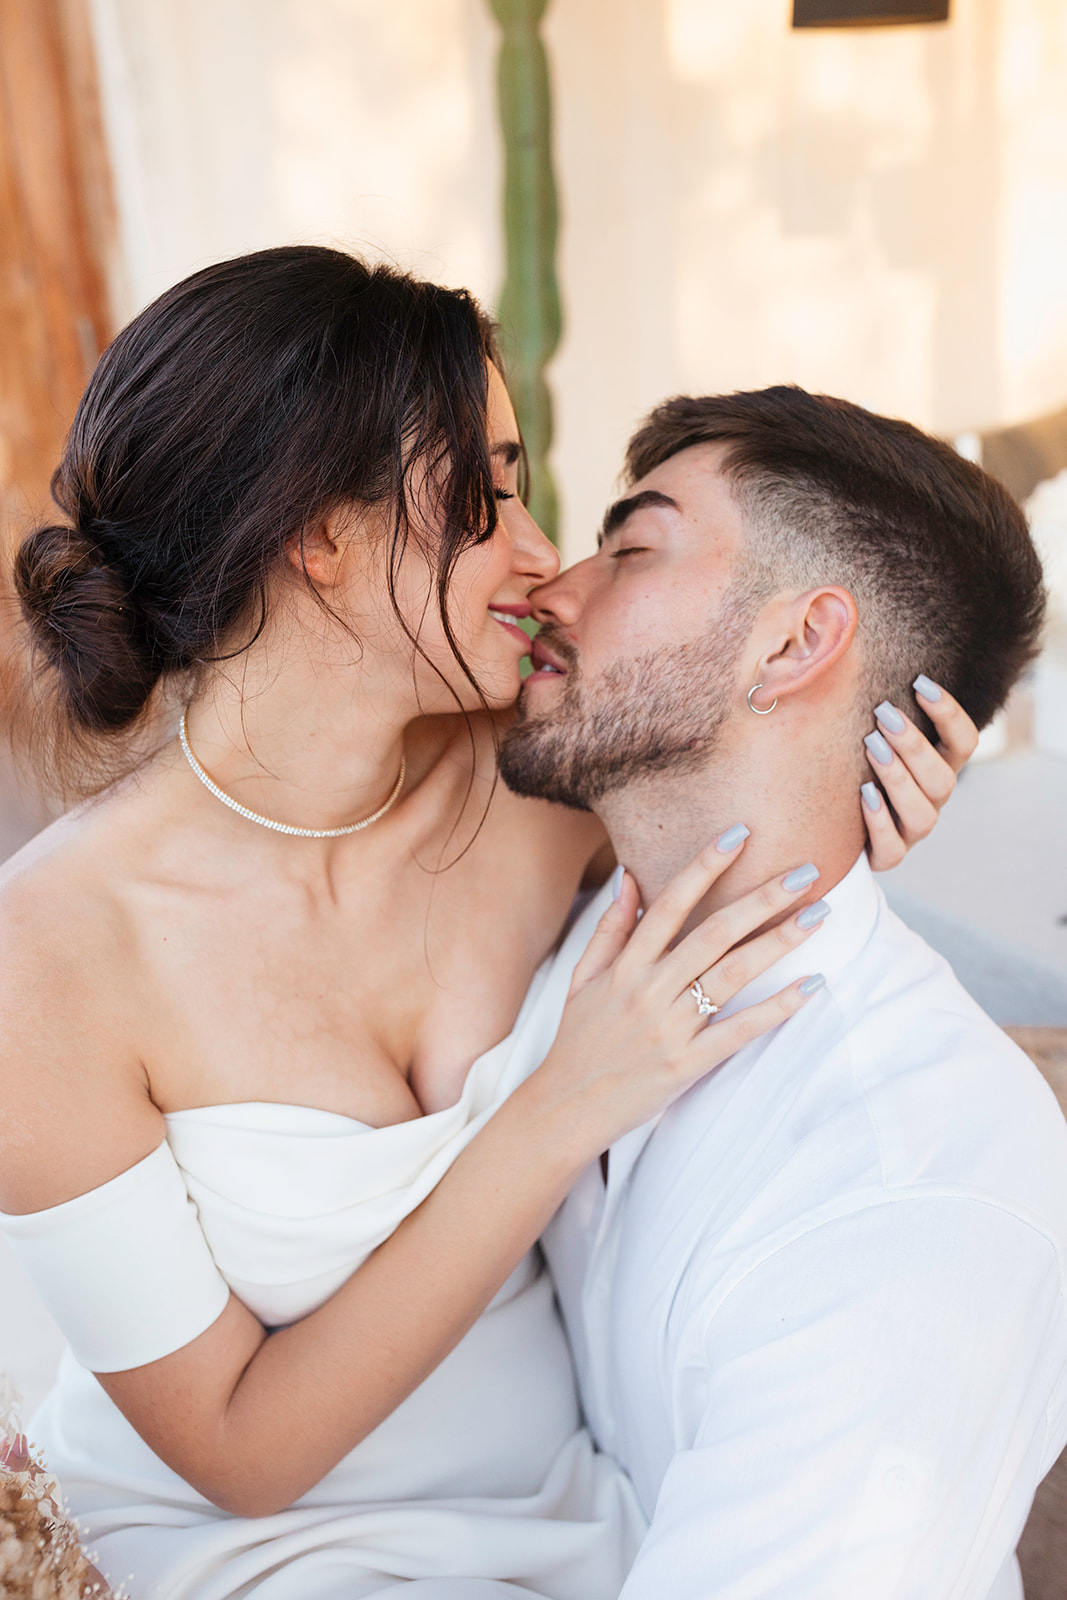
[498,614,751,811]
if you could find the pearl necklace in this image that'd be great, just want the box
[178,711,406,838]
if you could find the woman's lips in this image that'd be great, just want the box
[488,607,532,648]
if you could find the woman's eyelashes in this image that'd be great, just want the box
[494,487,515,502]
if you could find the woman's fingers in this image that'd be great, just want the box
[621,824,751,964]
[860,680,977,862]
[870,700,958,809]
[911,676,980,771]
[862,724,940,852]
[669,976,824,1095]
[661,861,823,997]
[568,868,641,991]
[686,898,832,1013]
[537,847,830,1152]
[698,977,822,1060]
[861,780,908,871]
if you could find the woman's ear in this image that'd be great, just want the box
[285,510,349,588]
[754,586,859,702]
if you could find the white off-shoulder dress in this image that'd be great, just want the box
[0,887,644,1600]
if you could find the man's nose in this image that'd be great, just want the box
[529,555,595,627]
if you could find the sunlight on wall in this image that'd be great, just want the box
[81,0,1067,566]
[87,0,501,318]
[550,0,1067,560]
[999,0,1067,422]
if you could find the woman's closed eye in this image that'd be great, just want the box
[494,487,515,502]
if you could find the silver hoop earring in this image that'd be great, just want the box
[747,683,777,716]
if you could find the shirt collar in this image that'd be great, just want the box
[592,852,883,1222]
[714,849,882,1021]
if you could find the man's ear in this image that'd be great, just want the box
[751,586,859,704]
[284,508,353,589]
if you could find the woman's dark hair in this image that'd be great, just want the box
[14,245,505,793]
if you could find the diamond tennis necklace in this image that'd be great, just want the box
[178,710,406,839]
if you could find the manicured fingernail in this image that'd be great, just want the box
[864,730,893,766]
[796,899,831,930]
[716,822,750,853]
[913,674,942,703]
[861,781,882,812]
[874,701,905,734]
[783,862,819,892]
[799,973,827,997]
[611,864,626,900]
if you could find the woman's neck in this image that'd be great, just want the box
[182,635,412,840]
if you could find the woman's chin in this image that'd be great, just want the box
[415,666,521,717]
[456,654,524,711]
[474,673,523,712]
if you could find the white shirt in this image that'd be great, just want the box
[543,855,1067,1600]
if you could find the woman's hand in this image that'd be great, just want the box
[861,678,979,871]
[528,833,826,1161]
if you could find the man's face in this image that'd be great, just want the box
[499,445,757,809]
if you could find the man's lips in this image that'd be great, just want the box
[527,635,570,681]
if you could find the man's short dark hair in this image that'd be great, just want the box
[625,386,1046,731]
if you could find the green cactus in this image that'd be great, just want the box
[488,0,562,543]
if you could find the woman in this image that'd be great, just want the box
[0,248,974,1600]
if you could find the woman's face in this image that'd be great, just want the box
[385,364,560,713]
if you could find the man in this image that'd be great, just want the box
[500,387,1067,1599]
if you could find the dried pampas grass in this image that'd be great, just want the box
[0,1375,116,1599]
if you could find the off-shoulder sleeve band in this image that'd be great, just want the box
[0,1142,231,1372]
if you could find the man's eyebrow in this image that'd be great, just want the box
[491,440,522,466]
[598,489,680,546]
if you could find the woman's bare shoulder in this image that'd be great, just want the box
[0,808,162,1215]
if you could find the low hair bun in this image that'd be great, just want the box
[14,522,161,734]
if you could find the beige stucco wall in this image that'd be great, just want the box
[550,0,1067,555]
[86,0,1067,563]
[87,0,502,320]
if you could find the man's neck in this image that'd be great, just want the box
[596,753,867,933]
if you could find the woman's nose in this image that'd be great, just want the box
[506,500,560,588]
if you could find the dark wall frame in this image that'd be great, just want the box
[793,1,949,25]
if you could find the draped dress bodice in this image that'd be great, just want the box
[3,886,644,1600]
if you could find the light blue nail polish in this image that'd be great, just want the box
[860,781,882,812]
[796,899,831,930]
[913,674,942,703]
[864,730,893,766]
[716,822,750,853]
[874,700,905,734]
[799,973,827,997]
[611,864,626,901]
[783,862,820,892]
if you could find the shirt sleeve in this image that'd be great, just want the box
[0,1141,231,1372]
[619,1196,1067,1600]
